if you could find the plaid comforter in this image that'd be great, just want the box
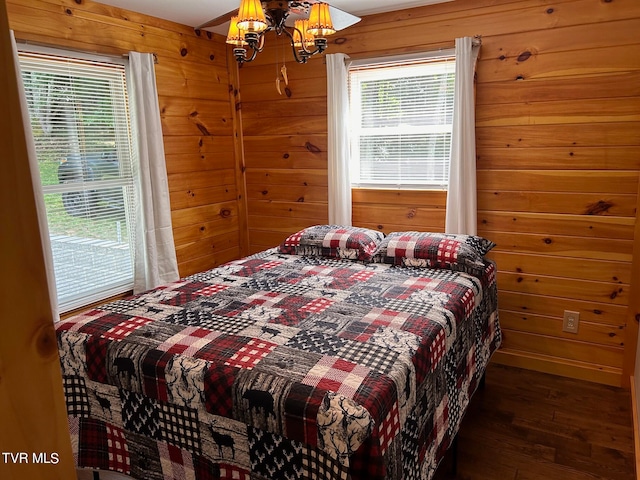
[56,249,501,480]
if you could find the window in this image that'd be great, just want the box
[19,47,137,312]
[349,53,455,189]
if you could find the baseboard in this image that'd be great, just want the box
[631,375,640,480]
[491,349,621,387]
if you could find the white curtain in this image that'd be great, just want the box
[326,53,352,226]
[10,31,60,320]
[128,52,179,293]
[445,37,481,235]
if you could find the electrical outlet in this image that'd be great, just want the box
[563,310,580,333]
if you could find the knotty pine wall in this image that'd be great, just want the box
[7,0,242,278]
[235,0,640,387]
[6,0,640,388]
[1,0,75,476]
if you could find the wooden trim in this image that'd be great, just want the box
[0,0,75,475]
[631,375,640,479]
[59,291,133,320]
[491,349,622,387]
[622,173,640,389]
[228,49,249,258]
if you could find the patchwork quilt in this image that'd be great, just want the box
[56,248,501,480]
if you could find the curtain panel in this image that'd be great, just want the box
[445,36,481,235]
[128,52,180,293]
[326,53,352,226]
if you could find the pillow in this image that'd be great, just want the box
[278,225,385,261]
[373,231,495,269]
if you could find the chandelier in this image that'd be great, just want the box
[226,0,337,64]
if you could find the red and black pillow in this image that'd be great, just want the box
[278,225,385,262]
[373,231,495,270]
[278,225,495,272]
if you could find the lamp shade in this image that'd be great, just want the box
[293,19,315,48]
[226,16,247,46]
[237,0,267,33]
[307,3,335,37]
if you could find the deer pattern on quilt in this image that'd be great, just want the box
[55,248,501,480]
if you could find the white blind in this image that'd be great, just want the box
[19,48,137,312]
[349,56,455,189]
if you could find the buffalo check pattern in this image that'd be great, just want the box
[158,443,195,480]
[106,423,130,473]
[63,375,90,417]
[279,224,385,261]
[103,317,153,341]
[56,248,501,480]
[225,338,276,369]
[374,231,495,275]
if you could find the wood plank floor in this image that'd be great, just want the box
[434,363,635,480]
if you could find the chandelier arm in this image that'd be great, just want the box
[235,28,269,63]
[291,25,314,55]
[234,47,256,63]
[247,29,268,54]
[255,30,267,53]
[246,47,260,62]
[281,27,307,64]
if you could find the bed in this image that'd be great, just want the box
[56,225,501,480]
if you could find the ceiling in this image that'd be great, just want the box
[91,0,454,34]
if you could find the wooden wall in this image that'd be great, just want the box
[235,0,640,387]
[7,0,640,388]
[0,0,75,476]
[7,0,240,278]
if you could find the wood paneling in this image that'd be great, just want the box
[236,0,640,386]
[477,170,638,194]
[498,291,628,327]
[7,0,238,278]
[9,0,636,396]
[0,0,76,475]
[351,188,448,234]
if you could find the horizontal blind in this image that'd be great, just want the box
[349,56,455,189]
[19,48,137,312]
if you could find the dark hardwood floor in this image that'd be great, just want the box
[434,363,635,480]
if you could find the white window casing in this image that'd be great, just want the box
[18,46,137,312]
[349,50,455,190]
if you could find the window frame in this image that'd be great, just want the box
[348,49,456,191]
[18,43,138,313]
